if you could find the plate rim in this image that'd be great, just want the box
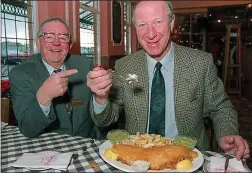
[99,140,204,172]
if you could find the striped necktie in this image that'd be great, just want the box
[149,62,165,136]
[53,69,73,118]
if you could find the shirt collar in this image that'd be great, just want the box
[42,58,65,75]
[147,42,174,73]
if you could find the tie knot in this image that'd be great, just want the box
[54,69,62,73]
[155,62,162,70]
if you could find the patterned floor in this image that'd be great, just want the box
[229,95,252,167]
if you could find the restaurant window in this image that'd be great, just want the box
[79,0,100,65]
[124,1,131,55]
[1,0,36,78]
[173,14,207,51]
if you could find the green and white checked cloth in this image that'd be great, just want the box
[2,125,250,172]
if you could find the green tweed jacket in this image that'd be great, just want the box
[91,43,239,150]
[10,53,102,139]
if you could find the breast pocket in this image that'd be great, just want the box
[187,84,203,114]
[188,85,200,102]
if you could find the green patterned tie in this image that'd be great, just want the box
[149,62,165,136]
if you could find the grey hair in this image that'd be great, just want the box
[37,17,71,39]
[132,1,175,26]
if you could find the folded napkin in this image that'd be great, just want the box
[1,121,8,129]
[12,151,73,171]
[209,156,248,172]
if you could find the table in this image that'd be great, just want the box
[1,125,118,172]
[3,125,248,172]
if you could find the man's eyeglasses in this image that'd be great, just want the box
[39,32,71,43]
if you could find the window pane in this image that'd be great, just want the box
[5,13,15,20]
[16,15,26,22]
[25,22,29,39]
[79,1,99,61]
[2,18,5,37]
[1,38,7,57]
[1,1,34,77]
[5,19,16,38]
[16,21,26,39]
[80,28,94,57]
[17,39,26,53]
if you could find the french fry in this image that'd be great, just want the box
[119,132,172,148]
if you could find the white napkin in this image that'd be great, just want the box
[209,156,247,172]
[12,151,73,171]
[1,121,8,129]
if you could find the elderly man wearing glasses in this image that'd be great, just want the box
[9,18,102,139]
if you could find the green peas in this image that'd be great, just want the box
[173,136,197,150]
[107,130,129,144]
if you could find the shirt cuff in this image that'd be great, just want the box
[92,95,107,114]
[39,103,51,117]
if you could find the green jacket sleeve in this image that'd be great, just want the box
[203,55,239,141]
[9,68,56,137]
[90,60,125,127]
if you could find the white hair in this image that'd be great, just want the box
[132,1,175,26]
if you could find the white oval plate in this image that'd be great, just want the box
[99,140,204,172]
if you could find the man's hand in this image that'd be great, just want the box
[86,67,112,105]
[219,135,250,160]
[36,69,78,106]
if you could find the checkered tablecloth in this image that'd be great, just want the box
[3,125,249,172]
[1,125,118,172]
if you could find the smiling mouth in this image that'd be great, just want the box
[50,49,61,52]
[147,42,158,46]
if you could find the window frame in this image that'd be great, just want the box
[1,0,36,77]
[79,1,101,65]
[124,1,131,55]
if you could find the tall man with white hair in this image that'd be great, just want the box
[87,1,250,160]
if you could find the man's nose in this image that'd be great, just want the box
[147,25,157,39]
[52,36,61,45]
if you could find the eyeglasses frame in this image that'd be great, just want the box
[39,32,71,43]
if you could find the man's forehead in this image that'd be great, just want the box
[42,21,68,32]
[135,1,166,15]
[135,2,168,21]
[136,1,166,9]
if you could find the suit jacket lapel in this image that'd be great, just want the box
[35,54,51,86]
[64,54,80,83]
[173,44,192,135]
[131,51,149,133]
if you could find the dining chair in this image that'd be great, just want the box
[1,97,10,123]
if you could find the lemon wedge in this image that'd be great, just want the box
[176,159,193,171]
[104,148,118,161]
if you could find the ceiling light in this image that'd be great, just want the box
[235,16,238,18]
[218,20,221,23]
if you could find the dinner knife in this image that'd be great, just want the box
[224,156,230,173]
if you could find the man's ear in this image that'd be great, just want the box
[170,16,175,31]
[69,41,73,49]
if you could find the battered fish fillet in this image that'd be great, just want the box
[112,144,198,170]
